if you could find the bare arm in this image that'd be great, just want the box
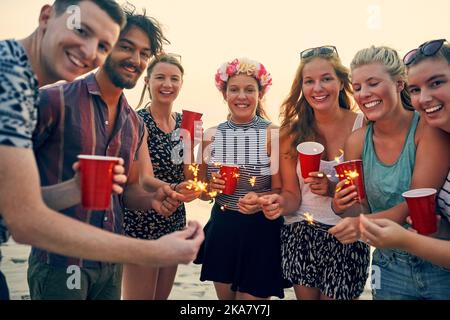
[137,131,168,191]
[196,127,217,201]
[275,132,301,214]
[41,178,80,211]
[259,130,302,219]
[41,160,127,211]
[0,146,202,266]
[360,216,450,269]
[369,123,449,223]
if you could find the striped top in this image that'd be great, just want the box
[438,171,450,222]
[207,116,272,211]
[32,73,145,268]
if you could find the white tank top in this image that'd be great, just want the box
[284,113,365,226]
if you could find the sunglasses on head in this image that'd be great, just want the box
[300,45,338,60]
[403,39,446,66]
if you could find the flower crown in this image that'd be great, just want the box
[214,58,273,94]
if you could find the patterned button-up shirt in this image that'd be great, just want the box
[32,73,144,268]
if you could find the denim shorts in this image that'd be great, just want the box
[372,248,450,300]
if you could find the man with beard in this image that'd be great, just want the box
[28,11,204,300]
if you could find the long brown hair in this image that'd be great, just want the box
[280,54,354,149]
[137,54,184,109]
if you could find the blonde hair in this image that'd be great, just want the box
[280,54,354,148]
[350,46,413,110]
[137,54,184,109]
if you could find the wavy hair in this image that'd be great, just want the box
[280,54,354,149]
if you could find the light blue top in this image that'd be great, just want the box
[362,112,420,213]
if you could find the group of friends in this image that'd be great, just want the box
[0,0,449,301]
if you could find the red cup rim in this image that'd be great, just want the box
[296,142,324,155]
[220,164,240,168]
[77,155,121,162]
[182,109,203,116]
[334,159,363,168]
[402,188,437,198]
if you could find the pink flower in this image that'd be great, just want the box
[214,58,273,94]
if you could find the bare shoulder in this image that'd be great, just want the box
[416,119,450,155]
[344,126,366,160]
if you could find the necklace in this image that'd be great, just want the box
[147,105,177,135]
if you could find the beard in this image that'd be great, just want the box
[103,56,143,89]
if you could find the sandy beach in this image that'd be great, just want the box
[1,201,372,300]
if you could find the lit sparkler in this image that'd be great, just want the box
[301,212,330,232]
[186,163,218,198]
[249,176,256,187]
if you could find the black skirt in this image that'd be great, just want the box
[194,204,290,298]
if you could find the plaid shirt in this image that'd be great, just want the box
[31,73,144,268]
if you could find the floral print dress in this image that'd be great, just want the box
[123,108,186,240]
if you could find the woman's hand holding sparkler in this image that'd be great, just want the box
[237,192,260,215]
[175,181,203,203]
[258,194,284,220]
[328,216,361,244]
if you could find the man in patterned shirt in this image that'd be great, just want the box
[0,0,203,300]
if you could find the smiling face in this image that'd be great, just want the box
[102,26,152,89]
[407,58,450,133]
[224,74,261,124]
[40,1,120,84]
[351,62,403,121]
[147,62,183,105]
[301,58,343,112]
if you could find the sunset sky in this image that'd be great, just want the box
[1,0,449,128]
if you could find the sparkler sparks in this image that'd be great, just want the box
[301,212,331,232]
[186,163,218,198]
[249,176,256,187]
[335,169,359,193]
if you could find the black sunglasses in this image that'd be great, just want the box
[403,39,446,66]
[300,46,339,60]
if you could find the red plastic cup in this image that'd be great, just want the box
[219,164,240,195]
[180,110,203,143]
[402,188,437,235]
[297,142,324,179]
[77,155,120,210]
[334,159,366,200]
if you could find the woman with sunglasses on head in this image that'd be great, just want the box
[360,39,450,270]
[259,46,369,300]
[122,54,202,300]
[193,58,289,300]
[331,45,450,299]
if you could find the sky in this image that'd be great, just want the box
[1,0,449,128]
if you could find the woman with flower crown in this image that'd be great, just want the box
[259,46,369,300]
[193,58,289,300]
